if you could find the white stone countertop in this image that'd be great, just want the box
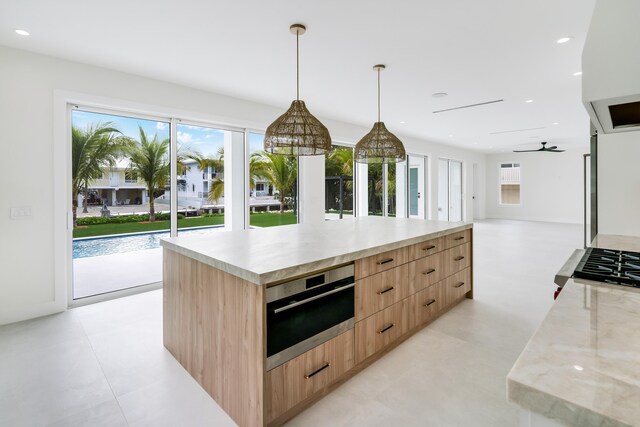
[507,234,640,427]
[160,216,471,285]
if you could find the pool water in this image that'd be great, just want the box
[73,226,223,259]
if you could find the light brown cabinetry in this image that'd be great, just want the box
[266,330,355,424]
[355,264,409,321]
[355,299,410,363]
[355,246,409,278]
[164,226,472,427]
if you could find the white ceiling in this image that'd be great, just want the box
[0,0,597,153]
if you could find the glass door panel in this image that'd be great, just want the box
[248,133,298,227]
[175,123,231,236]
[408,155,426,219]
[438,159,449,220]
[71,108,171,299]
[449,160,463,221]
[325,145,354,220]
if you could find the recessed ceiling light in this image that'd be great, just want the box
[525,99,534,103]
[557,37,572,44]
[399,121,406,124]
[432,92,448,98]
[574,365,584,371]
[553,122,560,125]
[14,29,30,36]
[573,71,583,76]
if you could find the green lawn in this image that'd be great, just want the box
[73,212,297,238]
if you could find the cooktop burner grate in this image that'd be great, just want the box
[573,248,640,287]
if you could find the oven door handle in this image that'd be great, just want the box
[273,283,355,314]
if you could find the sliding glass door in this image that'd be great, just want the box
[438,158,463,222]
[70,108,172,299]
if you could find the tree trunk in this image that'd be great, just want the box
[279,194,285,213]
[149,187,155,222]
[72,192,78,228]
[82,184,89,213]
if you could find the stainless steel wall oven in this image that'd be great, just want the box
[266,264,355,370]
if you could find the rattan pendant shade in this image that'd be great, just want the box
[354,65,406,164]
[264,24,332,156]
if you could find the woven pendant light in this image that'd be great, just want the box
[264,24,332,156]
[354,65,406,164]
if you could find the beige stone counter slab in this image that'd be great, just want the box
[160,216,471,285]
[508,234,640,427]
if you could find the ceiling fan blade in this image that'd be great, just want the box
[546,145,558,150]
[548,149,565,152]
[513,149,538,152]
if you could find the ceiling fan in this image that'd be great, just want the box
[513,141,565,153]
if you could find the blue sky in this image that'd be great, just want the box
[72,110,267,158]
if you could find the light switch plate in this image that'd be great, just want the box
[10,206,32,219]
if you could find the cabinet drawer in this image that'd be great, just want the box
[355,264,409,321]
[407,237,443,261]
[355,300,409,364]
[409,281,445,330]
[408,251,444,294]
[443,229,471,249]
[443,267,472,306]
[355,246,409,279]
[443,243,471,277]
[266,330,355,423]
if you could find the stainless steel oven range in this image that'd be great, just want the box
[266,263,355,371]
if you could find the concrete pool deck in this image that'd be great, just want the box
[73,248,162,299]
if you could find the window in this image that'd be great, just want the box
[325,145,354,220]
[248,132,298,227]
[499,163,521,205]
[124,171,138,183]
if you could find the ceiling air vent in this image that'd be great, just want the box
[609,101,640,129]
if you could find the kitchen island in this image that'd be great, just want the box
[161,217,473,426]
[507,235,640,427]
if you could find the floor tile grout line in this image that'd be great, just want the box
[79,316,132,427]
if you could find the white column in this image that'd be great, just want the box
[297,155,325,224]
[355,162,368,216]
[224,131,246,231]
[396,160,407,218]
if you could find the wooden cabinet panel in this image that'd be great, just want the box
[443,243,471,278]
[355,300,409,364]
[443,267,472,306]
[443,229,471,250]
[355,264,409,321]
[266,330,355,423]
[355,246,409,279]
[408,252,444,294]
[407,237,443,261]
[409,281,445,330]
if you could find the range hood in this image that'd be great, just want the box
[582,0,640,134]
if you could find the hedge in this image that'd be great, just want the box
[76,212,183,225]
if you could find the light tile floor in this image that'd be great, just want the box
[0,219,582,427]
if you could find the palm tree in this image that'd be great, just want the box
[261,153,297,213]
[126,127,170,222]
[71,122,126,226]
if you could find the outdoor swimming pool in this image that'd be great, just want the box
[73,226,223,259]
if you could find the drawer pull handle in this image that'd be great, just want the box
[424,298,436,307]
[377,258,394,265]
[454,236,465,241]
[305,363,331,379]
[378,323,395,334]
[454,256,465,261]
[422,268,436,275]
[377,286,395,295]
[454,282,465,288]
[423,245,436,251]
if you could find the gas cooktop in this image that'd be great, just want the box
[574,247,640,287]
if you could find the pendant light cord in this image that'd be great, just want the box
[296,30,300,101]
[377,67,381,122]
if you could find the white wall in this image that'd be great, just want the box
[0,45,486,325]
[598,131,640,236]
[485,149,586,224]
